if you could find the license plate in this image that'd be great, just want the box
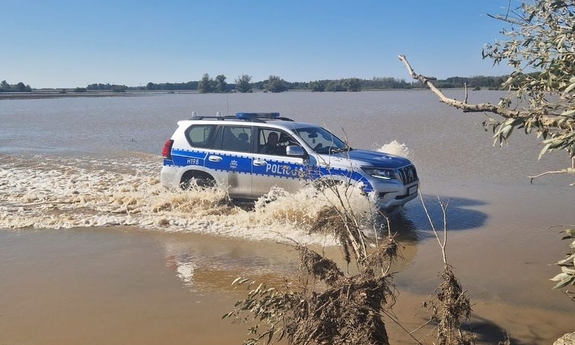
[408,185,418,195]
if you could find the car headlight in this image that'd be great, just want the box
[362,167,397,180]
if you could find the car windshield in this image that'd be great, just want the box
[293,126,350,154]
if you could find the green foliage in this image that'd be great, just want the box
[362,77,412,90]
[198,73,213,93]
[235,74,253,93]
[265,75,287,93]
[145,81,198,90]
[83,74,506,94]
[434,76,506,89]
[0,80,32,92]
[198,73,229,93]
[402,0,575,307]
[86,83,127,92]
[482,0,575,162]
[550,227,575,301]
[344,78,362,92]
[325,80,347,92]
[214,74,227,93]
[309,80,326,92]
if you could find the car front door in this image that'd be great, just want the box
[251,128,308,197]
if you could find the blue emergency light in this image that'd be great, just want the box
[236,112,280,120]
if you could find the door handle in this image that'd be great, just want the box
[208,155,222,162]
[253,159,267,166]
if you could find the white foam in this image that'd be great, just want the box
[377,140,413,158]
[0,153,381,246]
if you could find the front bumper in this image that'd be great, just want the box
[372,181,419,210]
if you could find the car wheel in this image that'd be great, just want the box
[180,172,215,190]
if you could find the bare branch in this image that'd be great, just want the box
[529,167,575,184]
[397,55,521,118]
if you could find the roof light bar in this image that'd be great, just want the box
[236,112,280,120]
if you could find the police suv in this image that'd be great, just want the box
[161,112,419,211]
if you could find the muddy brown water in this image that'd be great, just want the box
[1,91,574,344]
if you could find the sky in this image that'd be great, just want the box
[0,0,518,89]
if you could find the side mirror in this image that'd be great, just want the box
[286,145,307,158]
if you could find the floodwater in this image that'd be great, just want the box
[1,90,574,344]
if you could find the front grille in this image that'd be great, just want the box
[398,165,418,184]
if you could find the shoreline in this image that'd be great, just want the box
[0,90,206,100]
[0,90,152,100]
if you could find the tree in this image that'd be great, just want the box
[0,80,31,92]
[265,75,287,93]
[325,80,346,92]
[198,73,213,93]
[309,80,326,92]
[235,74,252,93]
[15,82,31,92]
[111,85,127,92]
[399,0,575,302]
[0,80,9,91]
[86,83,127,91]
[344,78,362,92]
[215,74,227,93]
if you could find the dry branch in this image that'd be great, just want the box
[398,54,575,184]
[397,55,520,118]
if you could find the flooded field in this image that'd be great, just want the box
[1,90,574,344]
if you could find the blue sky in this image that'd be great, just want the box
[0,0,517,88]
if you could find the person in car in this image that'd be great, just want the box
[260,132,282,154]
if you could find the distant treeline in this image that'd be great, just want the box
[1,74,510,94]
[144,74,510,93]
[0,80,32,92]
[139,74,509,93]
[86,83,129,92]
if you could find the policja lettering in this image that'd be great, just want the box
[265,163,298,176]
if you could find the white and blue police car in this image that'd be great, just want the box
[161,112,419,211]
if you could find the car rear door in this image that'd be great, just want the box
[206,125,254,198]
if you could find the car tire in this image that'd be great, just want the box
[180,172,215,190]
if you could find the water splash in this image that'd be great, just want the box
[0,152,381,245]
[377,140,412,158]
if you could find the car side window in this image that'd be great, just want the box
[219,125,253,153]
[185,125,216,148]
[258,128,297,156]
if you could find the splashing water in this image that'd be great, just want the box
[0,151,385,245]
[377,140,412,158]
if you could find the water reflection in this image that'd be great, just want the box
[404,195,488,233]
[161,234,300,292]
[372,211,419,242]
[160,223,423,292]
